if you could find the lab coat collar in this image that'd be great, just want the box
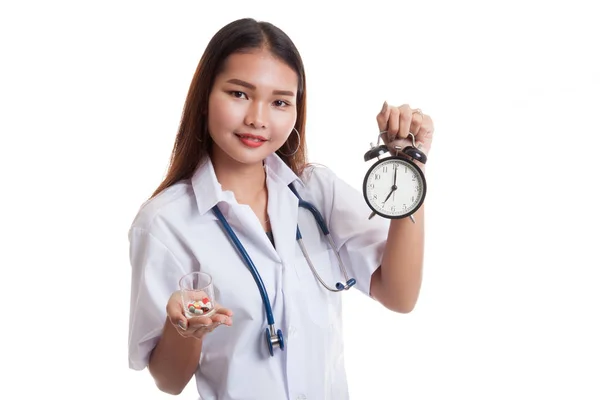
[191,153,304,217]
[263,153,305,190]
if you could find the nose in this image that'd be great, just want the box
[244,101,268,129]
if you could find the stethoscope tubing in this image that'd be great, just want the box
[210,183,356,356]
[288,184,330,236]
[212,205,276,326]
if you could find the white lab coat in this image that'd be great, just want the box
[128,153,390,400]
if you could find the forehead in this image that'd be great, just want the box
[217,49,298,91]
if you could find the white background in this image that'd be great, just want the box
[1,1,599,399]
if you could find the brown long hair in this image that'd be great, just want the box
[151,18,308,199]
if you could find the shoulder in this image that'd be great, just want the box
[300,163,339,190]
[300,162,361,196]
[297,163,364,212]
[129,180,194,233]
[298,161,378,223]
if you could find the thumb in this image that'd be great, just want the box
[166,292,188,330]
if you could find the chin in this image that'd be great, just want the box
[212,146,270,167]
[231,152,269,166]
[210,133,284,167]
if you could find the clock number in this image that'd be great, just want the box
[412,174,417,181]
[374,174,381,180]
[369,183,375,189]
[390,205,396,212]
[382,166,388,173]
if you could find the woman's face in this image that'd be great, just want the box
[208,48,298,167]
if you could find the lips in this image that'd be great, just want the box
[235,133,268,141]
[235,133,268,148]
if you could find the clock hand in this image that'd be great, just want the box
[368,187,396,220]
[392,165,398,202]
[382,188,395,205]
[382,183,398,207]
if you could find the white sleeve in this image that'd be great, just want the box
[305,166,390,297]
[127,227,188,371]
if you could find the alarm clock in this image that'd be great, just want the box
[362,133,427,221]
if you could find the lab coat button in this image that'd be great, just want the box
[296,395,307,400]
[289,325,297,337]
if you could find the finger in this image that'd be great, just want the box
[414,115,433,148]
[398,104,413,140]
[187,315,214,329]
[214,306,234,317]
[190,315,230,338]
[376,101,391,138]
[386,107,401,142]
[212,313,233,327]
[410,110,424,137]
[166,292,188,331]
[417,114,434,139]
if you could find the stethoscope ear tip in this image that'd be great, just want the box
[335,278,357,291]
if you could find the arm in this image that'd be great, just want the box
[370,102,433,313]
[128,228,201,395]
[148,318,203,395]
[370,200,425,313]
[128,228,234,395]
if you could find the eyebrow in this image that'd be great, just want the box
[226,78,295,97]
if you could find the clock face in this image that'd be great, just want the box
[363,157,426,218]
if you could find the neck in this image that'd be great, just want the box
[211,153,267,204]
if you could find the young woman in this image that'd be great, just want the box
[128,17,435,400]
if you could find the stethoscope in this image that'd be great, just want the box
[212,183,356,356]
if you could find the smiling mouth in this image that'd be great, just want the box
[235,133,268,142]
[235,133,269,148]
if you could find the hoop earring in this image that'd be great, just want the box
[277,128,301,157]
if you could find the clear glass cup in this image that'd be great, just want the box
[179,271,217,319]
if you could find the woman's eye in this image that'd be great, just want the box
[273,100,288,107]
[230,91,247,99]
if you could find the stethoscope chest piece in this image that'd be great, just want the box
[266,326,285,356]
